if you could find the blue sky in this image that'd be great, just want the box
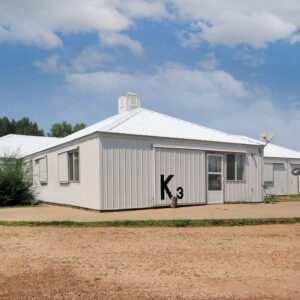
[0,0,300,149]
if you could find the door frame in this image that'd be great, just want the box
[206,153,224,204]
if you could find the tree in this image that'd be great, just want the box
[47,122,86,137]
[0,154,35,206]
[72,123,86,133]
[0,117,44,137]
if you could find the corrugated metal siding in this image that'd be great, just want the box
[225,151,263,202]
[265,163,286,195]
[154,148,206,206]
[289,164,300,195]
[274,164,287,195]
[100,135,263,210]
[101,138,153,210]
[263,163,274,182]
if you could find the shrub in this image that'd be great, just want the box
[0,153,35,206]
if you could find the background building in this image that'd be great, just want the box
[0,134,60,158]
[264,143,300,195]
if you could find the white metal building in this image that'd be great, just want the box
[0,134,60,157]
[24,93,265,210]
[264,143,300,195]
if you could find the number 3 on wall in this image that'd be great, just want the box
[176,187,184,199]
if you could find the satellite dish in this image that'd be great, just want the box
[259,131,274,144]
[292,168,300,176]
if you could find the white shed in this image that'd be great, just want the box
[264,143,300,195]
[24,93,265,210]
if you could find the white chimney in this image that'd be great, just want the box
[118,92,141,114]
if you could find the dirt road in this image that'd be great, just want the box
[0,224,299,299]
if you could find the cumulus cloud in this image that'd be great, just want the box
[234,49,265,67]
[1,1,300,50]
[65,63,251,106]
[33,47,111,73]
[62,63,300,150]
[33,55,66,73]
[99,33,144,55]
[120,0,168,19]
[197,52,218,70]
[0,23,62,49]
[290,33,300,44]
[182,11,296,49]
[69,47,112,72]
[0,0,167,51]
[170,0,300,48]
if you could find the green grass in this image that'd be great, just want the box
[271,195,300,202]
[0,218,299,228]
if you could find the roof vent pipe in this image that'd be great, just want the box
[118,92,141,114]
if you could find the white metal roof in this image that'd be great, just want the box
[264,143,300,159]
[109,109,265,145]
[25,108,264,156]
[0,134,61,157]
[25,108,264,154]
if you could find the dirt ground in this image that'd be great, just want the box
[0,224,299,299]
[1,202,300,222]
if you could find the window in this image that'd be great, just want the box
[208,155,222,190]
[236,155,245,180]
[35,156,48,184]
[24,160,33,183]
[227,154,235,180]
[68,150,79,181]
[226,154,245,181]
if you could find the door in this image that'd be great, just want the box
[207,154,224,204]
[154,147,206,206]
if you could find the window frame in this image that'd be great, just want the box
[226,153,246,182]
[68,149,80,182]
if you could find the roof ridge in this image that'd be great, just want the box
[104,108,144,132]
[236,135,263,144]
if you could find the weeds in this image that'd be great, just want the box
[0,218,299,227]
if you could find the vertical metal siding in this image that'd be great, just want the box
[265,163,286,195]
[290,164,300,194]
[154,148,206,206]
[100,135,263,210]
[224,150,263,203]
[101,138,154,210]
[263,163,274,182]
[274,164,287,195]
